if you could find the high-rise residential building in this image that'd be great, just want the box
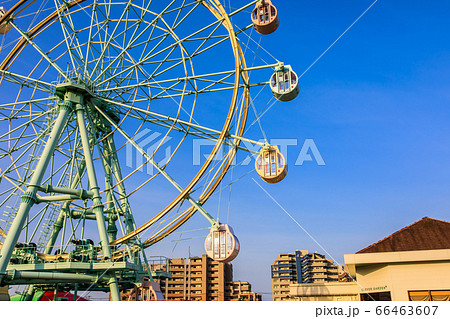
[151,254,261,301]
[271,250,341,301]
[271,253,298,301]
[297,250,339,283]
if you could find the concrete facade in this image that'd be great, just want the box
[289,217,450,301]
[290,282,359,301]
[157,255,261,301]
[345,249,450,301]
[271,253,297,301]
[271,250,341,301]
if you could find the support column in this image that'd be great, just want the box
[73,283,78,301]
[104,129,135,234]
[100,137,117,243]
[44,160,86,254]
[75,103,120,301]
[0,101,71,276]
[104,128,140,264]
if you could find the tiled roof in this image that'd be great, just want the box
[357,217,450,254]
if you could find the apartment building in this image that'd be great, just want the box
[156,254,261,301]
[271,250,340,301]
[298,250,339,283]
[227,281,262,301]
[271,253,298,301]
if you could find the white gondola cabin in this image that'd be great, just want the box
[251,0,279,35]
[270,65,300,102]
[255,145,287,184]
[0,7,12,35]
[205,224,239,263]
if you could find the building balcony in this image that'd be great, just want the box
[272,261,295,267]
[272,269,296,274]
[272,274,296,279]
[190,272,203,277]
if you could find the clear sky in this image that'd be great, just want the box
[1,0,450,301]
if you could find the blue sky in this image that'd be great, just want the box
[2,0,450,301]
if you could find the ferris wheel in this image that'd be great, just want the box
[0,0,299,300]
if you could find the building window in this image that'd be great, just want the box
[409,290,450,301]
[360,292,392,301]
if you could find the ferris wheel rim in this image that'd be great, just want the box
[0,0,252,252]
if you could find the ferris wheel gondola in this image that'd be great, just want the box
[205,224,240,263]
[270,64,300,102]
[0,7,13,34]
[251,0,279,35]
[255,145,287,183]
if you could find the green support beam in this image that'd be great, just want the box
[75,102,121,301]
[0,101,71,279]
[94,103,219,229]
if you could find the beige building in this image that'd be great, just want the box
[271,253,297,301]
[156,255,261,301]
[290,281,359,301]
[271,250,341,301]
[290,217,450,301]
[227,281,262,301]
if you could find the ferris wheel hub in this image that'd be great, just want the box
[54,82,121,125]
[55,82,95,105]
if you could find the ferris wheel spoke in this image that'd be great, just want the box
[0,120,51,162]
[101,97,263,153]
[0,184,24,211]
[0,174,26,197]
[52,0,88,76]
[82,0,96,76]
[101,67,151,101]
[0,96,56,117]
[0,70,56,94]
[0,108,60,183]
[89,4,160,84]
[0,108,55,142]
[7,20,67,79]
[98,52,272,102]
[93,2,206,88]
[94,0,202,85]
[83,19,110,79]
[173,3,256,59]
[170,0,201,30]
[97,69,237,96]
[96,104,219,235]
[93,32,177,88]
[88,1,136,82]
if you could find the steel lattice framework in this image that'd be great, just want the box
[0,0,296,300]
